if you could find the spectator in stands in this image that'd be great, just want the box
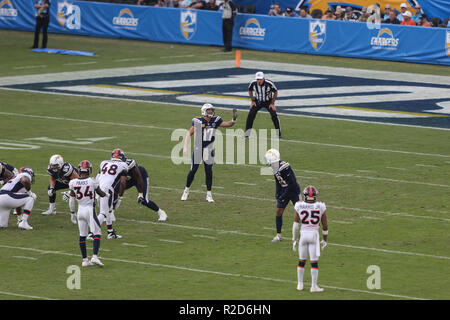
[412,5,422,24]
[137,0,154,5]
[284,7,299,17]
[383,9,400,24]
[298,7,311,18]
[204,0,218,11]
[335,6,344,20]
[322,8,335,20]
[400,11,416,26]
[397,2,408,22]
[190,1,205,9]
[418,14,431,27]
[383,4,391,20]
[168,0,180,8]
[181,0,194,7]
[343,6,358,21]
[154,0,165,6]
[358,7,371,22]
[268,3,283,16]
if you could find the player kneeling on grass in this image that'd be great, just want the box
[69,160,107,267]
[264,148,301,242]
[292,186,328,292]
[0,167,36,230]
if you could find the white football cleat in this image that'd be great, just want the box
[206,193,214,203]
[18,220,33,230]
[310,285,324,293]
[297,283,303,291]
[42,207,56,215]
[157,209,167,222]
[90,255,104,267]
[70,213,77,225]
[82,259,93,267]
[87,232,94,241]
[181,188,189,201]
[107,229,122,239]
[271,234,282,242]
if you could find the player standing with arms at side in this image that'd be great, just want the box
[264,149,301,242]
[181,103,237,203]
[97,149,128,239]
[292,186,328,292]
[69,160,107,267]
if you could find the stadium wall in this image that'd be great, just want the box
[0,0,449,66]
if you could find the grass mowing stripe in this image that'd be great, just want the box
[0,245,428,300]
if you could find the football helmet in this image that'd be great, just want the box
[201,103,215,118]
[49,154,64,173]
[111,148,126,161]
[264,149,280,165]
[303,186,318,202]
[78,160,92,175]
[19,167,35,184]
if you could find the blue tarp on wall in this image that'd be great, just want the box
[0,0,449,65]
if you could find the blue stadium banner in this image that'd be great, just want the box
[0,0,449,65]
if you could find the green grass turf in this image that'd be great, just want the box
[0,29,449,301]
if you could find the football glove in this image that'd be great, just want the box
[137,195,145,204]
[115,196,123,209]
[292,240,298,252]
[232,108,238,121]
[61,191,71,202]
[320,240,327,250]
[48,187,54,197]
[27,191,37,200]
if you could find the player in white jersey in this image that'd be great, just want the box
[96,149,128,239]
[0,167,36,230]
[69,160,107,267]
[292,186,328,293]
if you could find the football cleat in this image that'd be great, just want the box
[310,285,324,293]
[87,232,94,241]
[82,259,93,267]
[206,193,214,203]
[42,207,56,215]
[271,234,282,242]
[90,256,104,267]
[18,220,33,230]
[181,188,189,201]
[70,213,77,225]
[107,229,122,239]
[157,209,167,222]
[296,283,303,291]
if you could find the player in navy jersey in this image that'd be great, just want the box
[265,149,301,242]
[112,156,167,221]
[0,161,17,185]
[181,103,237,203]
[43,154,79,223]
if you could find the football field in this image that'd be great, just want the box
[0,30,449,302]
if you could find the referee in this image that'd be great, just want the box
[31,0,51,49]
[245,71,281,139]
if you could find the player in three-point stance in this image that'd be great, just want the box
[181,103,237,203]
[292,186,328,292]
[69,160,107,267]
[43,154,79,224]
[0,161,17,185]
[0,167,36,230]
[264,148,301,242]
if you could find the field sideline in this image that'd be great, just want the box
[0,30,449,303]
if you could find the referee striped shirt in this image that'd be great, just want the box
[248,79,278,103]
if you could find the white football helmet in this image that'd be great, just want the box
[201,103,215,117]
[265,149,280,164]
[49,154,64,173]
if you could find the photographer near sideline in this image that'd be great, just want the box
[31,0,51,49]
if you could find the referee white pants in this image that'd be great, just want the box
[77,205,101,237]
[298,230,321,261]
[0,192,34,228]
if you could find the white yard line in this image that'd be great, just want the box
[234,182,257,186]
[0,290,57,300]
[415,164,438,168]
[158,239,183,244]
[12,256,38,260]
[13,65,47,70]
[63,62,98,66]
[386,167,408,171]
[0,244,428,300]
[122,243,147,248]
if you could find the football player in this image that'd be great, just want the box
[112,156,167,222]
[292,186,328,292]
[0,161,18,185]
[43,154,79,224]
[264,149,301,242]
[181,103,237,203]
[96,149,128,239]
[0,167,36,230]
[69,160,107,267]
